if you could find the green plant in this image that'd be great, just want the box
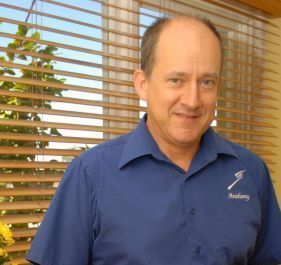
[0,23,67,258]
[0,24,64,158]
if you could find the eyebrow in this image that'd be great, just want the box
[166,71,220,79]
[201,73,220,79]
[166,71,187,78]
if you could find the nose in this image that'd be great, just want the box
[180,81,202,110]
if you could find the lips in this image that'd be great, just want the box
[174,112,200,119]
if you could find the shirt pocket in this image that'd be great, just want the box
[217,181,261,265]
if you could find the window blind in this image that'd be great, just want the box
[0,0,279,263]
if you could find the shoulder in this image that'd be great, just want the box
[68,133,130,177]
[226,139,266,172]
[78,133,129,163]
[210,129,267,176]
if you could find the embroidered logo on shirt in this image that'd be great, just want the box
[228,192,250,202]
[227,170,246,191]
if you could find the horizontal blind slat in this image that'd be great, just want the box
[0,146,82,156]
[0,132,105,145]
[1,89,276,119]
[0,213,44,224]
[4,241,31,253]
[12,227,37,238]
[214,126,276,137]
[0,61,134,87]
[0,47,135,74]
[0,118,131,134]
[0,173,62,183]
[0,188,56,196]
[0,32,139,63]
[0,161,68,169]
[136,0,280,47]
[41,0,143,28]
[0,90,145,112]
[0,104,140,124]
[229,138,277,147]
[0,17,139,51]
[0,200,51,211]
[0,75,138,99]
[0,3,141,40]
[216,106,278,120]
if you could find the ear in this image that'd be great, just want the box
[133,69,148,101]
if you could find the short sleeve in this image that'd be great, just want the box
[26,157,96,265]
[249,163,281,265]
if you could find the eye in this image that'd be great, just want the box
[168,78,182,86]
[200,79,216,89]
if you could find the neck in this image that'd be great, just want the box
[145,116,202,172]
[160,141,200,172]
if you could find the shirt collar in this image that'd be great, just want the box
[119,115,167,169]
[199,127,239,161]
[119,114,239,169]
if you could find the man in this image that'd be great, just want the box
[27,15,281,265]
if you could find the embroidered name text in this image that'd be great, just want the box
[228,193,250,202]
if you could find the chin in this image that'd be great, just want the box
[173,127,209,145]
[172,135,200,147]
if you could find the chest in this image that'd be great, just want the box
[93,159,261,265]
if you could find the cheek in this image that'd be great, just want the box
[206,102,217,112]
[148,90,177,109]
[202,93,217,110]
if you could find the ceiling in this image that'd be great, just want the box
[236,0,281,17]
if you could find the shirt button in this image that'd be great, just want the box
[193,246,201,255]
[190,208,197,215]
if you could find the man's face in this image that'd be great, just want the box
[135,19,222,151]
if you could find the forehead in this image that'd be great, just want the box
[159,18,220,47]
[155,18,222,70]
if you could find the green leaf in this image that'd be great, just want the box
[14,83,26,90]
[46,76,61,83]
[4,68,16,75]
[7,52,15,61]
[43,64,54,69]
[13,39,22,47]
[17,54,27,60]
[20,68,31,75]
[8,42,16,49]
[0,81,9,89]
[32,31,40,40]
[7,43,16,61]
[17,24,28,36]
[33,116,41,122]
[45,46,57,53]
[23,41,36,51]
[0,56,7,62]
[50,128,62,136]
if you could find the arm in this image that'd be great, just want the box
[249,164,281,265]
[26,157,97,265]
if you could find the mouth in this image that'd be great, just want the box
[174,113,200,119]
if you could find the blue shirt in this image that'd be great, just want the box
[27,116,281,265]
